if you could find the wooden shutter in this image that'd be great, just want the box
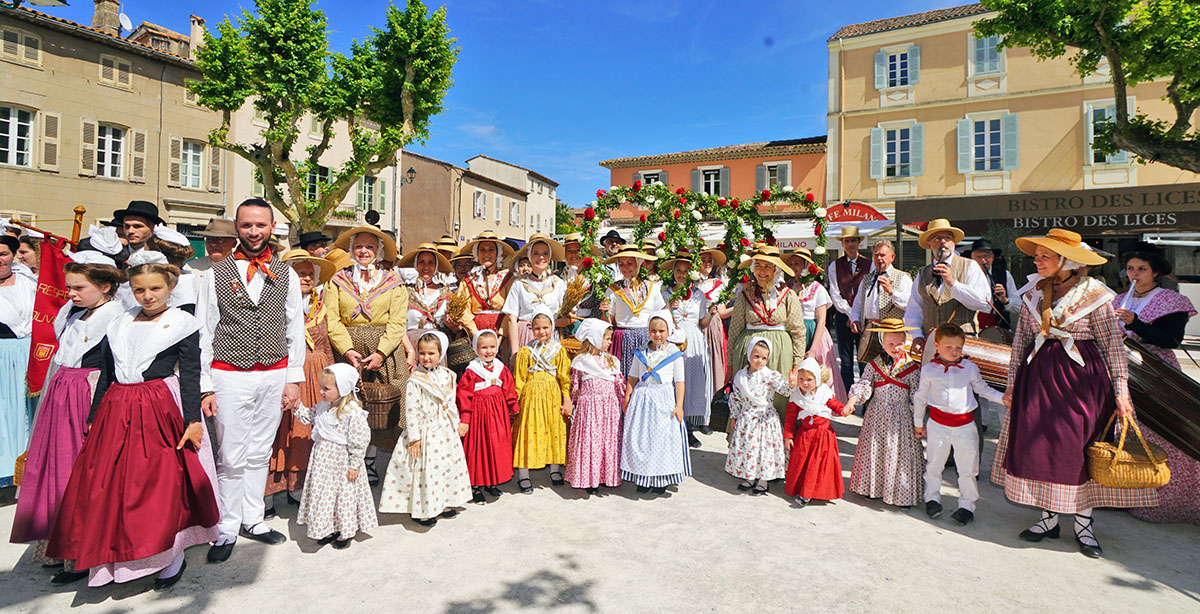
[168,135,182,186]
[22,33,40,65]
[377,179,386,212]
[658,170,668,187]
[690,169,701,192]
[956,119,972,174]
[79,118,98,177]
[1001,113,1019,170]
[755,164,766,191]
[117,60,132,88]
[39,111,60,172]
[719,167,730,197]
[100,56,115,84]
[129,129,147,182]
[908,124,924,177]
[909,46,920,84]
[874,51,886,89]
[868,127,883,180]
[1,28,18,60]
[777,164,789,187]
[208,146,221,192]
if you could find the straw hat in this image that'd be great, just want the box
[281,248,336,286]
[332,225,398,261]
[323,247,353,272]
[700,248,728,269]
[839,225,862,240]
[737,244,794,277]
[864,318,918,334]
[396,242,453,273]
[435,234,459,255]
[917,218,965,250]
[561,232,601,257]
[460,230,516,260]
[787,247,815,267]
[513,233,565,262]
[1015,228,1106,266]
[601,244,658,264]
[640,238,658,251]
[659,248,696,269]
[449,248,475,263]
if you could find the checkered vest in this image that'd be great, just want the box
[916,256,977,334]
[211,254,290,368]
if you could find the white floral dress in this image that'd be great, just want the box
[725,367,791,481]
[295,400,378,540]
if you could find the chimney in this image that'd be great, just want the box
[188,15,206,60]
[92,0,121,37]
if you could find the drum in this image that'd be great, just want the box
[962,336,1011,390]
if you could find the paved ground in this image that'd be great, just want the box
[2,410,1198,613]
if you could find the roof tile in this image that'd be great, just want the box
[599,136,826,169]
[828,3,990,41]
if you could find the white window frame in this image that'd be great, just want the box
[969,112,1006,173]
[509,200,520,226]
[1084,98,1135,166]
[886,48,911,88]
[969,34,1004,76]
[357,176,377,211]
[0,105,34,169]
[763,160,791,187]
[180,140,203,189]
[98,54,132,90]
[96,124,125,180]
[473,190,486,218]
[1,26,42,68]
[306,165,329,201]
[884,125,914,179]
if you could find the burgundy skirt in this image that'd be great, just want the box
[1004,339,1115,486]
[460,387,515,487]
[46,379,219,570]
[785,414,845,501]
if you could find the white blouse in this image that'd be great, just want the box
[502,273,566,321]
[52,301,125,368]
[407,286,449,330]
[605,279,667,329]
[108,307,200,384]
[796,282,832,320]
[627,345,685,384]
[663,285,711,328]
[0,275,37,338]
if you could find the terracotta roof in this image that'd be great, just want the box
[1,4,196,68]
[465,154,559,187]
[828,3,991,41]
[599,136,826,169]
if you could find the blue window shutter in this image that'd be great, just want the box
[719,167,730,197]
[910,123,924,177]
[755,164,766,191]
[957,119,972,174]
[909,45,920,84]
[1002,113,1020,170]
[869,127,883,180]
[1106,104,1129,164]
[778,164,789,187]
[659,170,668,186]
[874,52,886,90]
[690,169,701,192]
[632,172,641,185]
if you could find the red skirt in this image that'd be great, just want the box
[460,388,514,487]
[46,379,219,569]
[785,412,845,501]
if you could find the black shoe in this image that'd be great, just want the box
[50,570,89,585]
[586,487,597,495]
[239,525,287,545]
[750,483,768,496]
[651,486,667,495]
[332,536,352,549]
[471,487,487,503]
[699,426,713,435]
[318,534,337,545]
[550,471,565,486]
[41,562,64,569]
[287,492,301,506]
[440,508,458,519]
[925,500,944,519]
[485,486,502,497]
[153,560,186,592]
[207,542,234,563]
[736,480,753,492]
[263,506,277,521]
[414,517,438,527]
[1074,514,1103,558]
[951,508,974,525]
[636,485,649,494]
[687,431,701,448]
[793,496,809,508]
[518,478,534,494]
[1019,524,1061,542]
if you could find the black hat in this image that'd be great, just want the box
[968,238,995,254]
[113,200,164,226]
[297,231,333,247]
[600,229,623,246]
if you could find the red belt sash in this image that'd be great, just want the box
[213,357,288,372]
[870,361,918,390]
[929,406,974,427]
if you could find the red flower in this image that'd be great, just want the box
[805,192,815,202]
[658,231,666,241]
[639,214,647,223]
[731,199,740,210]
[741,273,750,284]
[675,187,686,195]
[815,225,824,237]
[765,236,777,246]
[761,189,771,200]
[597,189,607,198]
[584,208,596,221]
[633,179,642,191]
[740,238,751,247]
[582,257,594,269]
[673,209,681,219]
[678,196,687,205]
[717,198,727,207]
[808,264,819,275]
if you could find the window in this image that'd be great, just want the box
[509,200,520,226]
[180,140,203,189]
[474,190,486,218]
[1,27,41,67]
[973,35,1002,74]
[869,123,924,181]
[766,165,783,186]
[99,54,132,89]
[310,115,323,137]
[96,125,124,179]
[973,118,1002,172]
[702,169,721,196]
[956,114,1018,174]
[0,106,33,168]
[874,45,920,91]
[494,195,501,223]
[641,172,660,184]
[886,127,912,178]
[357,176,377,210]
[253,107,267,126]
[888,51,909,87]
[1086,102,1131,165]
[306,165,329,201]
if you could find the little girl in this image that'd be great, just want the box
[512,308,572,493]
[785,358,850,507]
[380,331,471,526]
[295,363,377,549]
[620,311,691,495]
[726,336,792,495]
[565,318,625,494]
[458,329,518,502]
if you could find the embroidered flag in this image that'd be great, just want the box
[28,239,70,395]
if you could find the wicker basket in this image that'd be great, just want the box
[345,325,406,432]
[1086,413,1170,489]
[447,335,476,369]
[358,367,402,431]
[561,336,583,360]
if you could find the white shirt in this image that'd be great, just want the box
[51,301,124,367]
[796,281,832,321]
[605,279,667,329]
[0,275,36,338]
[850,264,912,323]
[407,286,448,330]
[502,273,566,320]
[826,255,864,316]
[196,257,306,391]
[108,307,200,384]
[902,253,993,335]
[627,344,685,384]
[911,358,1005,426]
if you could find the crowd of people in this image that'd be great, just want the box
[2,198,1198,592]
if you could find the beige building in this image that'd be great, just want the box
[466,155,557,237]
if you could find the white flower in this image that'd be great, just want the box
[591,200,598,207]
[688,270,701,281]
[655,248,666,258]
[646,197,657,205]
[691,209,702,220]
[653,180,664,186]
[814,246,827,256]
[610,186,619,192]
[814,207,827,219]
[782,185,794,192]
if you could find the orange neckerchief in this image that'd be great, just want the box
[233,247,277,283]
[1036,269,1076,336]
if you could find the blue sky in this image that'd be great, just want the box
[49,0,957,204]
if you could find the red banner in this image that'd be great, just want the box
[28,239,70,395]
[825,202,888,223]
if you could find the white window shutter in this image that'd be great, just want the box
[377,179,386,211]
[208,146,221,192]
[868,127,883,180]
[719,167,730,197]
[755,164,766,191]
[1105,104,1130,164]
[168,135,182,186]
[874,51,886,90]
[1002,113,1020,170]
[909,123,925,177]
[39,111,60,172]
[658,170,668,187]
[909,45,920,84]
[79,118,97,177]
[129,129,147,183]
[956,119,972,174]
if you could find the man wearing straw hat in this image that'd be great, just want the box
[903,219,992,361]
[850,240,912,364]
[827,225,871,391]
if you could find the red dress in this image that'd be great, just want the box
[457,364,518,487]
[784,396,846,501]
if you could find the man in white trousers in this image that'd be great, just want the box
[198,199,304,563]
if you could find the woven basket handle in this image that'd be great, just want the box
[1106,412,1161,474]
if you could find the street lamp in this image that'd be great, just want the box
[405,167,417,185]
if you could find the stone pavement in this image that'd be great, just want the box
[2,416,1198,613]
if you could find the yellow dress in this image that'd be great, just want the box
[512,342,571,469]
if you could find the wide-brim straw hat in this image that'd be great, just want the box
[787,247,815,267]
[864,318,919,334]
[640,238,659,252]
[281,248,336,286]
[435,234,459,254]
[397,242,453,273]
[196,217,237,239]
[602,244,658,264]
[562,232,601,257]
[323,247,353,272]
[838,225,862,240]
[460,230,516,260]
[449,248,475,263]
[513,233,565,262]
[1015,228,1107,266]
[332,225,398,261]
[917,218,965,250]
[737,244,794,277]
[700,248,728,269]
[659,248,696,269]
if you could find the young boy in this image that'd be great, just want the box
[912,323,1004,525]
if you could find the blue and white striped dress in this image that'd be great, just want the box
[620,346,692,487]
